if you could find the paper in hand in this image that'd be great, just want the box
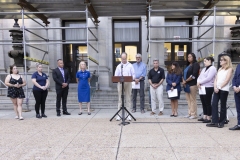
[199,86,206,95]
[167,89,178,98]
[132,82,140,89]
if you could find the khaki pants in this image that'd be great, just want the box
[150,85,164,113]
[117,82,132,110]
[185,85,198,117]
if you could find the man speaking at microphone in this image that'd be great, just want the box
[114,52,135,121]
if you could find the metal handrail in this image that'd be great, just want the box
[90,73,99,97]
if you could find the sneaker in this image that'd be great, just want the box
[184,115,191,118]
[150,112,155,115]
[19,117,24,120]
[127,116,131,121]
[116,116,120,121]
[189,116,197,119]
[158,111,163,116]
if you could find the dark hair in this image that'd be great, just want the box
[204,56,214,63]
[187,53,197,65]
[169,62,182,75]
[9,65,18,74]
[57,59,62,62]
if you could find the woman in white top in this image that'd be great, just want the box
[206,55,233,128]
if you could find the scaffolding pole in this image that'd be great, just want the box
[213,6,216,57]
[86,6,90,71]
[46,28,50,77]
[25,29,47,41]
[25,14,45,28]
[148,5,151,70]
[21,9,30,111]
[27,44,48,53]
[88,28,98,41]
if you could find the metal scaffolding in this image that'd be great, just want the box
[147,5,240,68]
[0,5,99,109]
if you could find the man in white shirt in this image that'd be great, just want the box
[114,52,135,121]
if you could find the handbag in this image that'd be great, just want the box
[183,84,190,93]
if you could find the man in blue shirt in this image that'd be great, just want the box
[132,53,147,113]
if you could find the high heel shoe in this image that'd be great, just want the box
[88,112,91,115]
[78,112,82,115]
[170,114,174,117]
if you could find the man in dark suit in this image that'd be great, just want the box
[52,59,71,116]
[229,63,240,130]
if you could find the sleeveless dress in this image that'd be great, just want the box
[7,75,25,99]
[76,70,90,102]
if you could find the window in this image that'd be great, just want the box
[113,20,141,73]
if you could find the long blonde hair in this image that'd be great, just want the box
[219,55,233,72]
[78,61,86,71]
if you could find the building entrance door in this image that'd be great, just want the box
[164,42,191,69]
[63,44,87,83]
[113,42,140,74]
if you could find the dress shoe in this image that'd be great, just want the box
[36,114,42,119]
[202,119,211,123]
[41,114,47,118]
[63,111,71,115]
[206,123,218,127]
[229,125,240,130]
[198,117,205,121]
[218,124,224,128]
[150,112,155,115]
[57,113,61,117]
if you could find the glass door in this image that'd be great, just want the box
[164,42,191,69]
[63,44,87,83]
[113,42,140,73]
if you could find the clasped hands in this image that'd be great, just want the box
[233,86,240,93]
[62,83,68,88]
[40,86,48,90]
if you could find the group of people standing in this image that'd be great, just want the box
[5,59,91,120]
[115,52,240,131]
[3,52,240,131]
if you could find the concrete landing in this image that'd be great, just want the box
[0,108,239,160]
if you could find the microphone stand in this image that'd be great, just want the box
[110,64,136,125]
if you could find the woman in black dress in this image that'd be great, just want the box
[5,65,26,120]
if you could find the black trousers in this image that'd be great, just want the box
[33,90,48,114]
[56,88,69,113]
[132,80,145,110]
[234,93,240,126]
[199,87,214,116]
[211,90,229,125]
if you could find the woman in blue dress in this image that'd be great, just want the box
[76,61,91,115]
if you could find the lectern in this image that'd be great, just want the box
[110,76,136,125]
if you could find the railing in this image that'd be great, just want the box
[90,71,99,97]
